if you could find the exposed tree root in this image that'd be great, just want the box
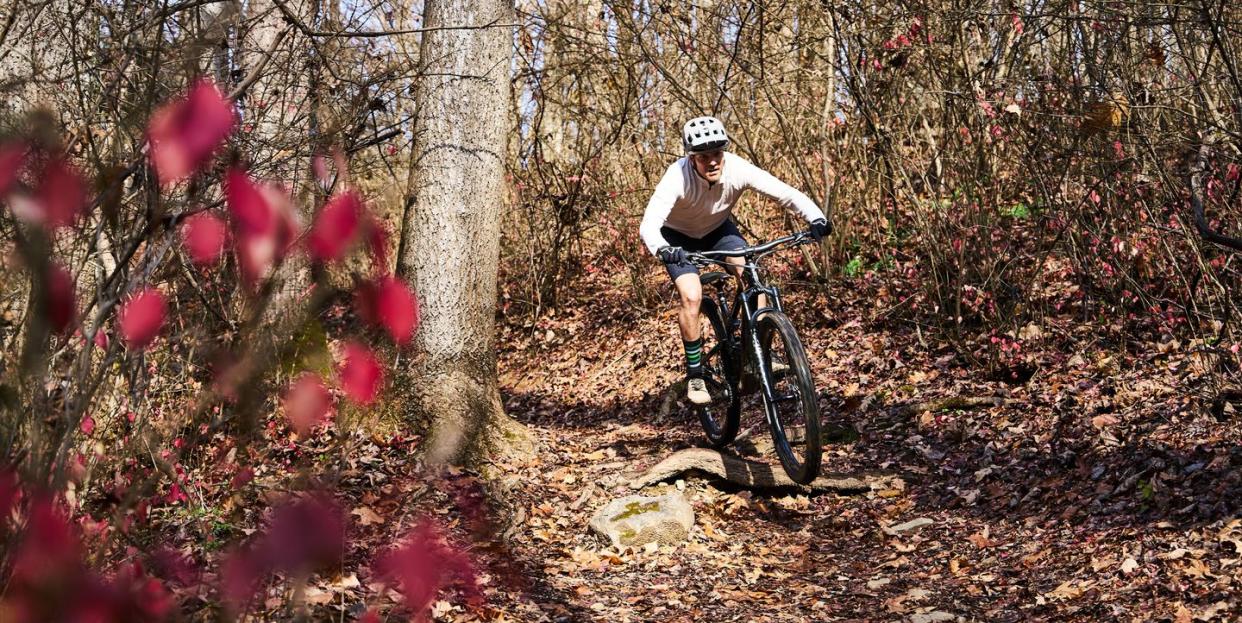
[629,447,903,493]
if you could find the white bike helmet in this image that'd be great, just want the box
[682,116,729,153]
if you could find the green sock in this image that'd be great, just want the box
[684,338,703,377]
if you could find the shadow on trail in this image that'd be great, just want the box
[503,381,1242,534]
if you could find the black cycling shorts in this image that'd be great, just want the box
[660,220,747,282]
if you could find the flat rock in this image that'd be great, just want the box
[909,611,957,623]
[885,517,934,534]
[589,491,694,549]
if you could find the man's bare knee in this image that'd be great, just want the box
[681,288,702,310]
[674,274,702,312]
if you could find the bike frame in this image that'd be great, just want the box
[691,232,811,406]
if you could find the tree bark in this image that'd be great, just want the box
[399,0,529,465]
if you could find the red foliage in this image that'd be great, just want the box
[181,211,228,266]
[4,498,174,622]
[39,157,88,229]
[148,80,236,186]
[118,288,167,349]
[220,494,346,609]
[94,329,109,350]
[366,215,390,268]
[45,263,77,333]
[355,275,420,345]
[337,341,383,404]
[374,519,480,620]
[230,467,254,490]
[283,372,335,435]
[224,168,299,287]
[147,547,200,587]
[0,141,26,195]
[0,469,17,530]
[309,191,364,263]
[9,155,87,229]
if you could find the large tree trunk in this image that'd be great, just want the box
[399,0,529,465]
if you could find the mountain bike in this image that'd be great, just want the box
[687,230,823,485]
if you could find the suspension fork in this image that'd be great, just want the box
[740,287,783,405]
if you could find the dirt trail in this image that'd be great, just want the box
[487,275,1242,622]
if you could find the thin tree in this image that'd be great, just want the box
[398,0,529,464]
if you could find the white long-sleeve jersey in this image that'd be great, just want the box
[639,152,826,256]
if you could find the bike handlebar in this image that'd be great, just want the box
[687,230,814,267]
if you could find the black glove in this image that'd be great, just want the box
[657,245,688,264]
[809,218,833,241]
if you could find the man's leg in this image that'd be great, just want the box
[724,256,768,309]
[674,272,703,370]
[673,273,711,404]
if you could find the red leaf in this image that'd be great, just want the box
[148,79,235,186]
[225,168,300,286]
[283,373,335,435]
[308,192,363,262]
[45,263,76,333]
[93,329,109,350]
[181,211,228,265]
[0,141,26,195]
[262,495,345,572]
[230,467,254,490]
[337,341,383,405]
[374,519,480,616]
[365,275,419,345]
[80,416,95,436]
[365,216,390,268]
[311,154,332,187]
[118,288,167,349]
[11,157,87,229]
[41,158,87,229]
[166,482,188,505]
[0,470,18,531]
[224,168,273,236]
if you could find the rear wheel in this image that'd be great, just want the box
[756,311,821,484]
[696,298,741,447]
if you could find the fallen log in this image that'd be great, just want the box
[629,447,903,493]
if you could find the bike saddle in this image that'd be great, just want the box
[700,271,728,286]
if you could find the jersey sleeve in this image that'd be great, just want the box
[735,156,826,223]
[639,162,684,256]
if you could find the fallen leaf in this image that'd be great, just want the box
[351,506,385,526]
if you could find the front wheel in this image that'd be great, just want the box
[757,312,821,484]
[696,298,741,447]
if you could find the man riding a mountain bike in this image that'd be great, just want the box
[640,115,831,406]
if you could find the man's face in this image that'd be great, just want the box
[690,149,725,183]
